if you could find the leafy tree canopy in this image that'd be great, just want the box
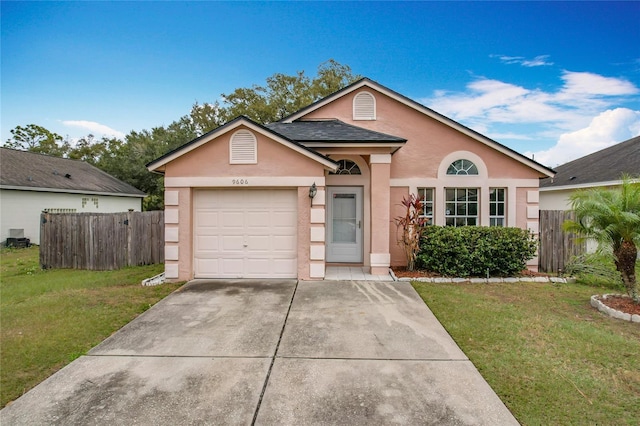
[220,59,361,124]
[3,60,359,210]
[4,124,68,157]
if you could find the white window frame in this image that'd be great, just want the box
[446,159,479,175]
[489,188,506,227]
[445,188,479,227]
[417,187,434,224]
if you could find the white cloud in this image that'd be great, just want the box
[525,108,640,167]
[492,54,553,67]
[559,71,639,97]
[423,70,639,144]
[61,120,125,139]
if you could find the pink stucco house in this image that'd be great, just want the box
[147,78,554,281]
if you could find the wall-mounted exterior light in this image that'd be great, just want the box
[309,182,317,207]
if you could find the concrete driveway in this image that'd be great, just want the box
[1,280,518,425]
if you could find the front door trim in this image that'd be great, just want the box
[326,186,364,263]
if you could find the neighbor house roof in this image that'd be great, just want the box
[280,78,555,177]
[0,148,146,197]
[539,135,640,191]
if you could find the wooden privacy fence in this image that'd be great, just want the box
[538,210,585,274]
[40,211,164,270]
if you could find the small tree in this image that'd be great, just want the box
[394,194,428,271]
[564,175,640,303]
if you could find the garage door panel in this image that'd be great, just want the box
[196,235,220,251]
[247,235,270,250]
[196,211,219,228]
[247,211,271,227]
[194,189,298,278]
[221,211,245,228]
[273,211,296,227]
[221,236,244,251]
[195,258,220,275]
[272,235,296,252]
[272,259,297,276]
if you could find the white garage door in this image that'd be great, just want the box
[194,189,298,278]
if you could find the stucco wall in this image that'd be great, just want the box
[389,186,410,267]
[161,126,328,281]
[0,189,141,245]
[302,87,544,181]
[165,126,323,179]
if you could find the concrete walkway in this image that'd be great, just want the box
[1,280,518,425]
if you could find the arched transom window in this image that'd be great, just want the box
[329,159,362,175]
[446,159,478,175]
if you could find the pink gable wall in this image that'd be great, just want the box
[161,125,328,281]
[301,86,544,270]
[164,126,325,178]
[301,88,544,180]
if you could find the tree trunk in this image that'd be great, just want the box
[614,240,638,303]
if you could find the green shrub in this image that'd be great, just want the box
[416,226,537,277]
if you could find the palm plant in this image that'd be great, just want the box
[564,175,640,303]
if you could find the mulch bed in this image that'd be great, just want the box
[392,267,640,316]
[598,295,640,316]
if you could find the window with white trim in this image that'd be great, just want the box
[329,159,362,175]
[417,188,434,223]
[446,159,478,175]
[489,188,506,227]
[353,92,376,120]
[229,130,257,164]
[445,188,478,226]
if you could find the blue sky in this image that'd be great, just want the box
[2,1,639,167]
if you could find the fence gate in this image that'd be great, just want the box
[40,211,164,270]
[538,210,585,274]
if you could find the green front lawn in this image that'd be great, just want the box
[413,280,640,425]
[0,246,182,408]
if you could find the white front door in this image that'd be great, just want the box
[326,186,363,263]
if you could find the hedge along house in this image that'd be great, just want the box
[147,78,555,281]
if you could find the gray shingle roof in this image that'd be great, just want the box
[266,119,407,143]
[540,136,640,188]
[0,148,146,196]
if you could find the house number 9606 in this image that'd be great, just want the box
[232,179,249,185]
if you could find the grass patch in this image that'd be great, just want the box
[0,246,182,408]
[413,280,640,425]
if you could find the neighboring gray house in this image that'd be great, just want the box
[0,148,146,245]
[539,135,640,252]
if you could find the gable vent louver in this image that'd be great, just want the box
[230,130,257,164]
[353,92,376,120]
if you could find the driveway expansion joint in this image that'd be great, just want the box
[251,279,299,426]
